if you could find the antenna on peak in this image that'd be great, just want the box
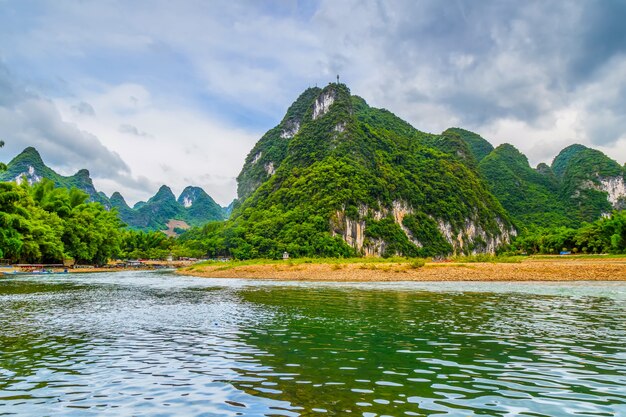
[336,74,340,84]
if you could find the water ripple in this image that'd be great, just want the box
[0,272,624,416]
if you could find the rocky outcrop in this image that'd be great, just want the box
[331,200,515,256]
[312,89,336,120]
[437,217,515,255]
[280,120,300,139]
[14,165,41,185]
[599,177,626,208]
[577,176,626,210]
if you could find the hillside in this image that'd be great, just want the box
[551,144,626,221]
[0,147,110,206]
[109,185,226,231]
[216,83,516,259]
[477,144,573,228]
[0,147,226,233]
[442,128,494,163]
[449,138,626,229]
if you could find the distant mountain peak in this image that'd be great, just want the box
[75,168,90,177]
[148,185,176,203]
[12,146,44,164]
[109,191,131,211]
[110,191,126,202]
[443,128,494,163]
[178,186,208,208]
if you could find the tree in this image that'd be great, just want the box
[0,179,124,264]
[0,140,6,171]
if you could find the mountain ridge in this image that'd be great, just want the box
[0,147,227,233]
[224,83,516,258]
[191,82,626,259]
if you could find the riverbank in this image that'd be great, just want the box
[177,256,626,281]
[0,260,196,276]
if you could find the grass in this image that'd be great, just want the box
[449,254,524,263]
[529,253,626,260]
[186,254,533,272]
[409,259,426,269]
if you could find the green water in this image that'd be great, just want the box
[0,272,624,416]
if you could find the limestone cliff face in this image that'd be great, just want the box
[598,177,626,209]
[312,89,336,120]
[575,176,626,211]
[13,165,42,185]
[331,200,516,256]
[436,217,515,255]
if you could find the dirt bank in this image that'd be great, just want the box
[177,257,626,281]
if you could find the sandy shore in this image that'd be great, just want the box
[177,257,626,281]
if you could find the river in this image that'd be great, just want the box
[0,271,625,416]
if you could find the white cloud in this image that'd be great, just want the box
[1,0,625,208]
[55,82,259,205]
[0,64,134,179]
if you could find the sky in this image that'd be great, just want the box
[0,0,625,206]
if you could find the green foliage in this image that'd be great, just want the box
[510,211,626,255]
[0,148,225,233]
[552,145,623,222]
[478,144,574,229]
[409,258,426,268]
[475,139,625,231]
[107,185,227,232]
[402,213,453,256]
[0,179,123,264]
[365,216,419,258]
[0,147,109,206]
[119,230,176,260]
[441,128,494,163]
[183,84,512,259]
[237,87,322,200]
[0,140,6,171]
[551,144,590,178]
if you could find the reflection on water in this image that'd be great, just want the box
[0,272,624,416]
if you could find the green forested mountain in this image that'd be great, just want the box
[430,131,626,230]
[190,83,516,259]
[461,140,626,229]
[442,128,494,163]
[0,147,227,233]
[237,87,322,201]
[109,185,226,231]
[178,186,225,225]
[0,147,110,206]
[477,144,574,228]
[551,144,626,220]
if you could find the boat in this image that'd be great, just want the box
[2,269,69,276]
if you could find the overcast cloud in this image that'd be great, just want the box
[0,0,624,205]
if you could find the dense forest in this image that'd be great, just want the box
[0,177,122,264]
[0,140,178,264]
[0,177,205,264]
[511,211,626,255]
